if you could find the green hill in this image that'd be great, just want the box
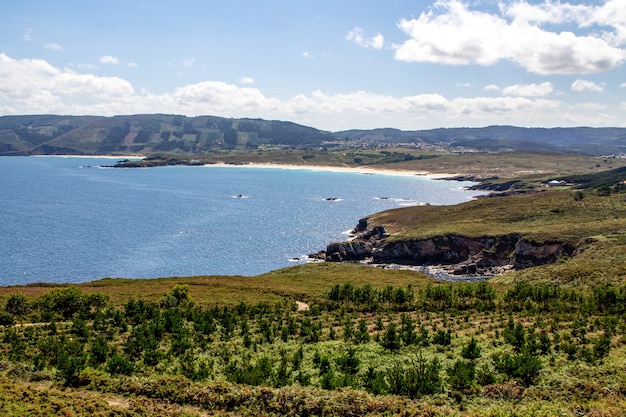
[3,114,626,156]
[0,114,336,155]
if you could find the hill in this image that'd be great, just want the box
[338,125,626,155]
[0,114,335,156]
[2,114,626,156]
[320,168,626,287]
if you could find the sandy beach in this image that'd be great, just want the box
[32,154,143,160]
[31,155,458,179]
[202,162,454,179]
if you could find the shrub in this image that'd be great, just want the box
[461,337,482,360]
[106,353,135,376]
[4,294,30,318]
[386,353,443,398]
[447,359,475,393]
[493,348,542,386]
[381,322,401,351]
[433,328,452,346]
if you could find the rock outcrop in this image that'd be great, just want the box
[318,217,576,276]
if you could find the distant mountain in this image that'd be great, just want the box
[2,114,626,156]
[337,125,626,155]
[0,114,335,156]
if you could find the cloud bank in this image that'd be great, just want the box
[393,0,626,74]
[0,53,620,130]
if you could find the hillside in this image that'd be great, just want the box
[0,114,335,156]
[2,114,626,156]
[320,168,626,287]
[338,125,626,155]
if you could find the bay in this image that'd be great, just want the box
[0,156,484,285]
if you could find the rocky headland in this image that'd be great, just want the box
[312,217,584,279]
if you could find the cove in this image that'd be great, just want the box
[0,156,484,285]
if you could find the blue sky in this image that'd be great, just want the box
[1,0,625,131]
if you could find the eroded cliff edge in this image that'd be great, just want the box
[314,217,582,277]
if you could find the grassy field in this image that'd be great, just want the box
[370,189,626,242]
[0,268,625,416]
[1,151,626,416]
[0,263,449,308]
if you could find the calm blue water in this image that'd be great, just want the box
[0,156,483,285]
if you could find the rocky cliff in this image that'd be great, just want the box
[317,217,577,276]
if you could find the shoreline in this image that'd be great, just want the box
[30,153,469,181]
[202,161,458,179]
[32,154,143,160]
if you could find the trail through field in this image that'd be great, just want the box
[296,301,310,311]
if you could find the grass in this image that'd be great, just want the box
[360,188,626,288]
[0,263,467,308]
[1,276,625,416]
[369,189,626,242]
[2,151,626,415]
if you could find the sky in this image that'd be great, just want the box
[1,0,625,131]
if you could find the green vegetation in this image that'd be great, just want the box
[2,138,626,414]
[1,274,625,416]
[370,189,626,242]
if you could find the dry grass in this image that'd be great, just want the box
[0,263,452,308]
[369,190,626,243]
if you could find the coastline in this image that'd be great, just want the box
[32,154,143,160]
[202,162,457,179]
[29,154,467,182]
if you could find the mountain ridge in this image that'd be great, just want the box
[1,114,626,156]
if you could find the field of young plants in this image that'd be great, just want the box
[1,276,625,416]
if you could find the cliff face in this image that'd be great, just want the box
[321,218,574,276]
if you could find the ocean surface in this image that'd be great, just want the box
[0,156,484,285]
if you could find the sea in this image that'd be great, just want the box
[0,156,485,285]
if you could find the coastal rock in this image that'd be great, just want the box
[326,241,373,262]
[513,239,564,269]
[321,217,577,276]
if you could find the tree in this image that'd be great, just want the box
[38,287,85,320]
[447,359,475,393]
[160,284,194,309]
[5,294,30,318]
[382,322,401,351]
[461,337,482,360]
[107,353,135,376]
[387,353,443,398]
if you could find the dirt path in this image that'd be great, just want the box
[295,301,310,311]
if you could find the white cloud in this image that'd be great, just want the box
[575,102,607,110]
[100,55,121,65]
[620,82,626,88]
[44,43,63,51]
[99,55,137,67]
[502,82,554,97]
[182,58,195,67]
[484,84,500,91]
[302,51,314,59]
[455,82,471,87]
[240,76,254,85]
[394,0,626,74]
[571,79,604,92]
[0,53,623,130]
[0,53,134,113]
[346,27,384,50]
